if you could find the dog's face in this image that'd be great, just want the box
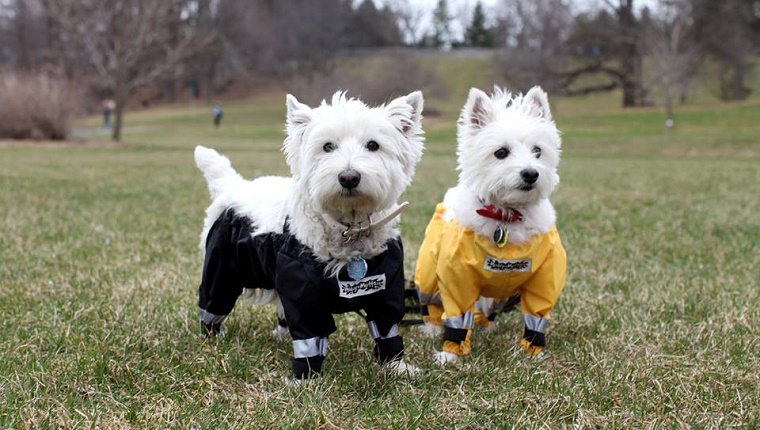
[456,86,561,207]
[283,91,424,218]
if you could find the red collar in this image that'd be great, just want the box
[476,204,524,222]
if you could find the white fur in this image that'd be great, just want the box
[283,91,425,276]
[433,351,460,365]
[423,86,563,352]
[197,91,424,276]
[446,85,561,245]
[385,358,422,377]
[196,91,425,349]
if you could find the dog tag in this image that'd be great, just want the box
[494,226,508,247]
[347,257,368,281]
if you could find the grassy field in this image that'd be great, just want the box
[1,85,759,429]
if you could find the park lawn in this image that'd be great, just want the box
[0,90,758,429]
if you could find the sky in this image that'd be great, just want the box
[386,0,658,42]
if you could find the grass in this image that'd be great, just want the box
[1,84,759,429]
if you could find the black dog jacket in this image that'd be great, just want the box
[198,209,407,378]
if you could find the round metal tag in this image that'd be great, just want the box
[347,257,368,280]
[494,226,509,247]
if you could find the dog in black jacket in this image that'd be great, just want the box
[195,91,425,380]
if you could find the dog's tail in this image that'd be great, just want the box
[194,145,242,200]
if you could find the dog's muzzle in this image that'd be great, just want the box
[338,169,361,189]
[518,168,539,191]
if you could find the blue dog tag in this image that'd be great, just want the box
[347,257,368,280]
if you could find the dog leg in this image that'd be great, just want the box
[433,350,460,365]
[366,320,420,377]
[416,322,443,338]
[271,301,289,341]
[384,358,421,377]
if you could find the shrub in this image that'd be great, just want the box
[0,73,82,140]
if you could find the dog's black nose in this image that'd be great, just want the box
[520,168,539,184]
[338,169,361,189]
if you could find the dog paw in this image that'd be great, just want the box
[518,339,545,358]
[416,323,443,338]
[482,321,499,333]
[271,325,290,341]
[385,359,421,378]
[433,350,460,365]
[200,322,225,339]
[284,376,314,388]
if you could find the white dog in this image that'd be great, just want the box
[195,91,424,380]
[414,86,567,364]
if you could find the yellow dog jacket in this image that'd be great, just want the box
[415,203,566,356]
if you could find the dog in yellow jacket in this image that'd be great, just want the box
[414,86,566,364]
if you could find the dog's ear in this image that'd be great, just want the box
[286,94,312,132]
[462,88,495,131]
[284,94,312,176]
[385,91,424,137]
[384,91,425,180]
[524,86,552,121]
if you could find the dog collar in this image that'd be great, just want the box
[341,201,410,243]
[476,203,523,247]
[475,204,524,223]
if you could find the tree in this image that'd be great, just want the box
[516,0,648,106]
[385,0,427,46]
[493,0,574,93]
[464,1,494,47]
[352,0,402,47]
[643,0,702,124]
[1,0,51,71]
[611,0,645,106]
[45,0,213,141]
[691,0,756,100]
[428,0,453,48]
[270,0,353,79]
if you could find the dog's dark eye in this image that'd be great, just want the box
[323,142,335,153]
[494,147,510,159]
[366,140,379,152]
[532,146,542,158]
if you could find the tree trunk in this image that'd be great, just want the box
[665,82,674,129]
[679,80,688,105]
[112,89,128,142]
[14,0,31,71]
[618,0,641,107]
[732,60,746,101]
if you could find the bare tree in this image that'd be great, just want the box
[46,0,213,141]
[644,0,702,125]
[493,0,574,92]
[385,0,428,45]
[609,0,645,106]
[2,0,51,71]
[509,0,648,106]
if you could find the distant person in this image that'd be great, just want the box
[102,99,115,128]
[213,103,223,128]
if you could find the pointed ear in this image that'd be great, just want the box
[286,94,312,134]
[386,91,424,136]
[524,86,552,121]
[462,88,494,130]
[284,94,312,176]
